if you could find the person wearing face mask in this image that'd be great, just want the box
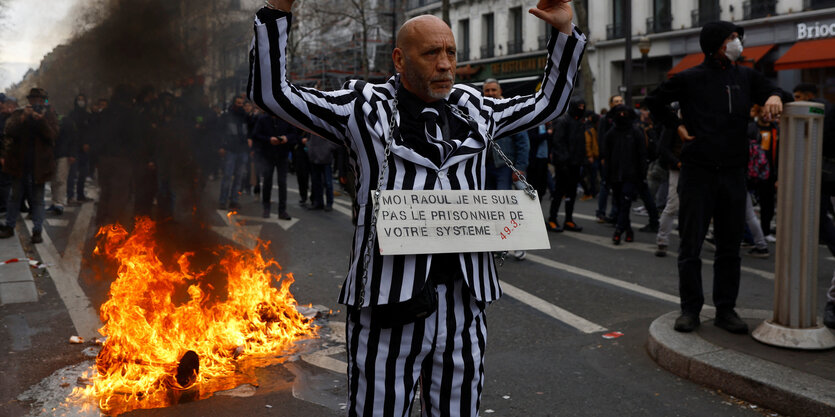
[645,21,784,335]
[601,104,647,244]
[547,98,588,233]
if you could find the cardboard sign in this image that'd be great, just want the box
[374,190,550,255]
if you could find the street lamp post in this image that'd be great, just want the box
[638,36,651,96]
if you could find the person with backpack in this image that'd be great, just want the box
[743,105,772,258]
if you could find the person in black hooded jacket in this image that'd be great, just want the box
[547,98,587,232]
[645,21,784,335]
[602,105,646,245]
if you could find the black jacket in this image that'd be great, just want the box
[602,124,647,184]
[551,112,587,167]
[219,106,250,153]
[252,114,299,160]
[645,57,782,168]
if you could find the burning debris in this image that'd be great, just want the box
[67,217,316,415]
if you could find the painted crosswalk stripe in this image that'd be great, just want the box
[500,281,608,333]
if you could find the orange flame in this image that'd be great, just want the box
[78,217,315,414]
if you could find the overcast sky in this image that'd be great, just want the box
[0,0,85,92]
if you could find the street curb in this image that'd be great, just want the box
[647,311,835,417]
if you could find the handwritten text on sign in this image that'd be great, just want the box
[375,190,550,255]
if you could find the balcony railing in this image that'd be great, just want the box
[606,23,625,40]
[457,48,470,62]
[691,8,721,27]
[646,13,673,34]
[743,0,777,20]
[507,39,523,55]
[804,0,835,9]
[480,44,494,59]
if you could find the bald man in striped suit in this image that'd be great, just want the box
[249,1,585,415]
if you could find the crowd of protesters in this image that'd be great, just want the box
[0,84,350,244]
[0,58,833,333]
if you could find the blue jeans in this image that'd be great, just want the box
[219,151,248,206]
[6,173,45,233]
[310,163,333,208]
[485,165,512,190]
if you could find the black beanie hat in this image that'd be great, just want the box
[699,21,744,55]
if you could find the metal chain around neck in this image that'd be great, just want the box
[358,94,398,307]
[446,105,538,200]
[358,93,537,305]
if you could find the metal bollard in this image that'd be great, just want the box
[752,101,835,350]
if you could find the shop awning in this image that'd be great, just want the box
[775,38,835,71]
[739,44,775,68]
[668,44,775,77]
[667,53,704,77]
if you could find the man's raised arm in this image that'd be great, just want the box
[479,1,585,139]
[249,0,355,144]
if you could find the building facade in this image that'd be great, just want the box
[407,0,835,111]
[590,0,835,110]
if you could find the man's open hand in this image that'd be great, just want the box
[529,0,574,35]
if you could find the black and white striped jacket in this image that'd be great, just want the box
[248,8,586,307]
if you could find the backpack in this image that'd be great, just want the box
[748,136,770,180]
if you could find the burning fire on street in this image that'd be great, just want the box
[66,217,317,415]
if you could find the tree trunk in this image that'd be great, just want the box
[573,1,596,111]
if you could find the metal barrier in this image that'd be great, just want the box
[752,101,835,350]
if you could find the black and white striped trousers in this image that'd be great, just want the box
[346,279,487,417]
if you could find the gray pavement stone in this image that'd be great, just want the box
[1,280,39,305]
[0,231,38,305]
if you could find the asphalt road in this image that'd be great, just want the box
[3,175,828,416]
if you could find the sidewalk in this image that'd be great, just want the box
[0,224,38,305]
[648,310,835,417]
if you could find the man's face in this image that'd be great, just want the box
[233,98,244,110]
[483,82,502,99]
[394,16,457,102]
[610,95,624,107]
[27,97,44,106]
[794,91,814,102]
[717,32,739,57]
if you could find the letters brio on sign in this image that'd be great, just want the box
[797,21,835,40]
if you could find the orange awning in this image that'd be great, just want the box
[739,44,775,68]
[667,53,704,78]
[775,38,835,71]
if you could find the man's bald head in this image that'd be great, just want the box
[396,15,452,51]
[392,14,457,102]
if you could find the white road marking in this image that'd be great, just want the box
[526,253,681,304]
[501,281,608,333]
[46,218,69,227]
[218,209,299,231]
[26,202,103,340]
[551,228,775,280]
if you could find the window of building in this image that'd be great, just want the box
[508,7,523,54]
[481,13,495,58]
[805,0,835,10]
[607,0,626,39]
[458,18,470,62]
[648,0,672,33]
[743,0,777,20]
[692,0,721,27]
